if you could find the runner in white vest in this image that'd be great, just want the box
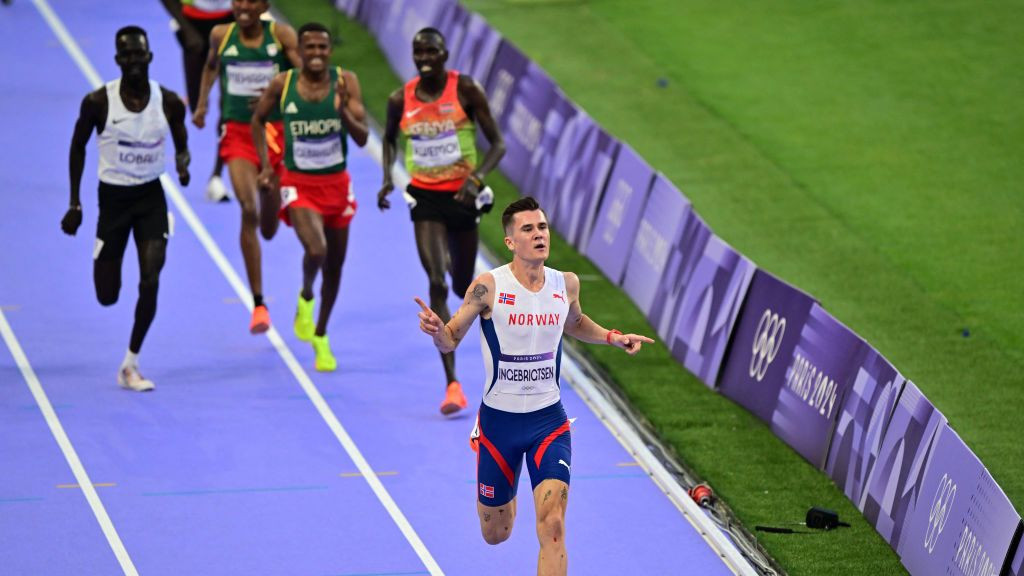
[415,196,654,576]
[62,26,190,392]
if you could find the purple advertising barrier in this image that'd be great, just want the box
[1012,536,1024,576]
[770,304,865,468]
[666,235,755,389]
[825,345,906,507]
[359,0,393,38]
[584,143,654,285]
[551,116,621,250]
[897,424,1021,576]
[860,381,947,549]
[449,12,502,94]
[716,269,816,423]
[375,0,454,82]
[500,62,559,191]
[524,91,579,211]
[334,0,362,18]
[647,204,712,342]
[621,173,693,318]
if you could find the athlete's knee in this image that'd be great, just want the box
[97,289,119,307]
[481,521,513,546]
[427,271,449,296]
[239,200,260,226]
[536,508,566,545]
[304,243,327,266]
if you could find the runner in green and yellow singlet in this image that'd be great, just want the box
[378,27,506,416]
[252,22,368,373]
[192,0,300,335]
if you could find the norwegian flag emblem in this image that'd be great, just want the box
[498,292,516,306]
[479,483,495,499]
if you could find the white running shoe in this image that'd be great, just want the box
[118,365,155,392]
[206,175,230,203]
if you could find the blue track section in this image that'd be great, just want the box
[0,1,735,574]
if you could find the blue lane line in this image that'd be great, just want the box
[0,497,46,504]
[141,485,330,497]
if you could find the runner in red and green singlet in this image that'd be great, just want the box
[378,27,506,416]
[252,22,368,373]
[192,0,300,335]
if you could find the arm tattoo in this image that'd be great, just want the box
[483,513,491,523]
[471,283,488,301]
[561,486,568,501]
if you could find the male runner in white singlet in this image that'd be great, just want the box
[62,26,191,392]
[415,196,654,575]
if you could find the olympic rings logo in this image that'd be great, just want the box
[924,473,956,553]
[749,309,786,382]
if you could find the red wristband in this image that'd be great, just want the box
[606,329,622,344]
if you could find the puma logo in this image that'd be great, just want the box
[558,459,571,473]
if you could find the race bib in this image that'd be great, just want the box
[280,185,298,208]
[410,132,462,168]
[116,139,165,179]
[225,61,276,97]
[493,352,558,396]
[293,135,344,170]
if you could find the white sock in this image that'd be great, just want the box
[122,350,139,369]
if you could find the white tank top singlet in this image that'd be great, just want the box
[480,264,570,413]
[97,79,168,186]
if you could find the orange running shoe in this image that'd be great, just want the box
[250,305,270,334]
[440,381,468,416]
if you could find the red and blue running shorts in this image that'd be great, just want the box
[475,401,571,507]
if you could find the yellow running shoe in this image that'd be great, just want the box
[294,294,315,342]
[312,334,337,372]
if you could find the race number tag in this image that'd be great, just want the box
[410,132,462,168]
[493,352,559,396]
[293,135,344,170]
[280,185,298,209]
[116,139,165,179]
[225,61,276,97]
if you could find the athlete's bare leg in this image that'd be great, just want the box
[227,158,263,299]
[128,237,167,354]
[448,225,478,298]
[289,207,327,332]
[316,225,349,336]
[413,220,457,383]
[534,479,569,576]
[259,173,281,240]
[477,497,517,546]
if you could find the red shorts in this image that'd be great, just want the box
[279,168,356,229]
[219,120,284,169]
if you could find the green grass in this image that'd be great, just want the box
[275,2,1023,574]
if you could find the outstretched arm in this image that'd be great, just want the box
[562,272,655,355]
[416,273,494,353]
[163,88,191,186]
[377,88,404,210]
[64,89,104,236]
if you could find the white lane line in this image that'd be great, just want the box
[32,1,443,574]
[0,308,138,576]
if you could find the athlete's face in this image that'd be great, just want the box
[115,34,152,82]
[505,209,550,261]
[299,31,331,72]
[412,33,447,78]
[232,0,268,27]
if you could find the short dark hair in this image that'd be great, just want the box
[115,25,148,47]
[297,22,331,42]
[502,196,546,233]
[415,27,446,45]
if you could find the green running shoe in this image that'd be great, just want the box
[294,294,315,342]
[312,334,337,372]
